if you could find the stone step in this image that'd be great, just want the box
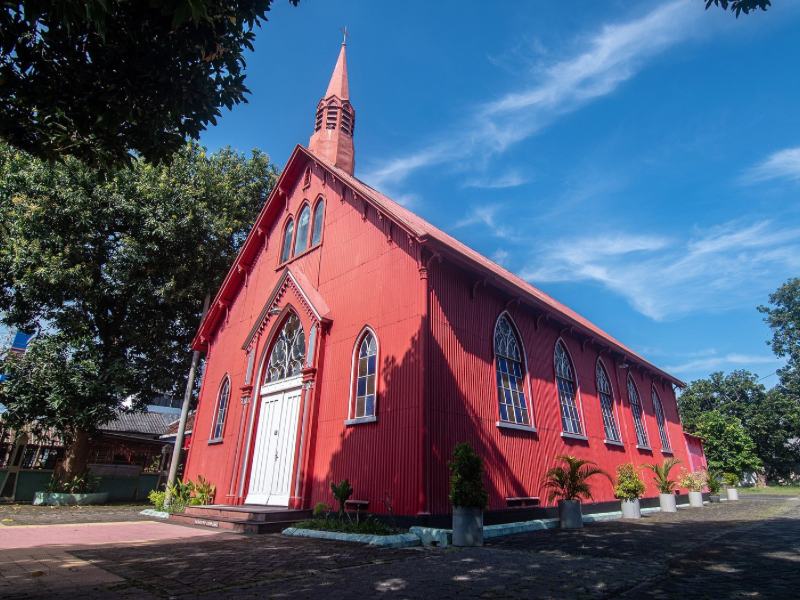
[169,510,311,534]
[184,505,312,523]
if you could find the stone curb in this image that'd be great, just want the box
[282,527,421,548]
[140,509,170,519]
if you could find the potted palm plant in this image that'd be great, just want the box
[643,457,682,513]
[678,468,705,507]
[723,473,739,500]
[541,455,611,529]
[614,463,646,519]
[448,442,489,547]
[705,469,722,503]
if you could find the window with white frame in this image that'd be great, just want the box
[596,361,621,441]
[265,313,306,382]
[293,204,311,256]
[652,388,671,451]
[555,342,582,434]
[494,316,531,426]
[353,331,377,419]
[211,377,230,440]
[280,218,294,263]
[627,375,649,447]
[311,200,324,246]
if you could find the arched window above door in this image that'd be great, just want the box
[265,313,305,383]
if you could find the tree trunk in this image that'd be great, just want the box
[60,428,91,483]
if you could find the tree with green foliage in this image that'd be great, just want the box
[677,370,800,478]
[695,411,761,476]
[759,277,800,396]
[704,0,771,17]
[0,0,299,167]
[448,442,489,510]
[0,142,278,480]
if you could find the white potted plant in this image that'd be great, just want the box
[678,468,705,507]
[643,457,682,513]
[541,455,611,529]
[448,442,489,547]
[614,463,646,519]
[723,473,739,500]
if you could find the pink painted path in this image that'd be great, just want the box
[0,520,229,550]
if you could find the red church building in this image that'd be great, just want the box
[184,42,699,521]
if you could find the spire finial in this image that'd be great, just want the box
[339,26,351,46]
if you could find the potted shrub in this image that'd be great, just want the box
[678,468,705,507]
[643,457,682,513]
[705,469,722,503]
[448,442,489,546]
[723,473,739,500]
[614,463,646,519]
[34,470,108,506]
[541,455,611,529]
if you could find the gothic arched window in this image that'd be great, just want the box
[596,361,621,442]
[494,315,531,426]
[265,313,305,383]
[211,376,230,440]
[293,205,311,256]
[555,342,582,434]
[352,330,378,419]
[280,218,294,263]
[311,199,324,246]
[628,375,650,447]
[652,387,671,451]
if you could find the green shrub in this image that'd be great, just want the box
[330,479,354,520]
[705,469,722,494]
[448,442,489,509]
[677,468,705,492]
[293,516,399,536]
[312,502,329,518]
[722,472,739,487]
[541,455,611,503]
[149,490,166,511]
[613,463,646,500]
[643,457,683,494]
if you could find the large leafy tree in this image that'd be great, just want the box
[0,0,299,167]
[695,412,761,476]
[759,278,800,396]
[704,0,771,17]
[0,142,277,479]
[678,370,800,478]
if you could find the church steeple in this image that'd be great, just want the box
[309,38,355,175]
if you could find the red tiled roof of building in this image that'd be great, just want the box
[164,412,195,437]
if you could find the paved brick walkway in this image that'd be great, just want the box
[1,496,798,599]
[0,503,152,527]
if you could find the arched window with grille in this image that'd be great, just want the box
[311,199,324,246]
[350,329,378,421]
[627,375,650,447]
[596,360,621,442]
[210,376,231,440]
[293,205,311,256]
[280,218,294,263]
[265,313,306,383]
[494,315,531,427]
[555,341,583,435]
[652,387,671,451]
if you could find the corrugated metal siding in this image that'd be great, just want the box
[427,258,696,514]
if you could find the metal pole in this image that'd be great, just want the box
[165,294,210,506]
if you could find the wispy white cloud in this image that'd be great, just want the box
[465,170,531,189]
[454,204,524,242]
[743,147,800,184]
[521,219,800,320]
[362,1,700,189]
[491,249,510,267]
[664,353,781,375]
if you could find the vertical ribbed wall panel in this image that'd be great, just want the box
[427,259,695,514]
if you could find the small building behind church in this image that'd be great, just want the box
[184,41,700,521]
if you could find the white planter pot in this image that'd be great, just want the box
[727,488,739,501]
[688,491,704,507]
[659,493,677,513]
[452,506,483,547]
[620,498,641,519]
[33,492,109,506]
[558,499,583,529]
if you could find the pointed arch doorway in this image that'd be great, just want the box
[245,313,306,506]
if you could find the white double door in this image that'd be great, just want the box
[245,380,303,506]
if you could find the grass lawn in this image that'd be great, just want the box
[739,485,800,496]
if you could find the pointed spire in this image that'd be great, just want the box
[324,43,349,100]
[309,37,356,175]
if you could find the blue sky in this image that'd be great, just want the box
[8,1,797,388]
[195,0,800,387]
